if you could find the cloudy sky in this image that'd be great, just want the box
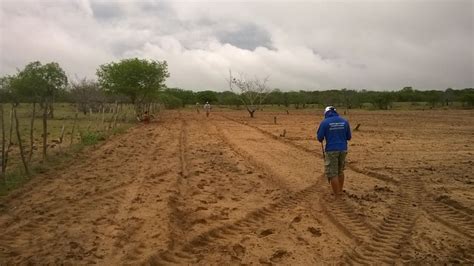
[0,0,472,91]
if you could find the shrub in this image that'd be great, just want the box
[80,131,106,145]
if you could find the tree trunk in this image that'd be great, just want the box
[14,107,30,175]
[42,101,48,161]
[249,110,255,118]
[28,102,36,163]
[0,104,5,180]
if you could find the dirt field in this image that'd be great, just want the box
[0,109,472,264]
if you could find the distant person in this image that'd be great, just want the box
[317,106,352,198]
[195,102,200,114]
[204,102,211,117]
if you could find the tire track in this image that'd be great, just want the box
[422,197,474,239]
[218,114,421,264]
[219,114,474,253]
[146,184,320,265]
[165,117,190,252]
[217,116,377,230]
[212,117,380,259]
[320,195,374,244]
[345,189,420,264]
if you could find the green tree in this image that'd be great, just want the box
[460,88,474,107]
[11,61,68,117]
[370,92,393,110]
[158,93,182,109]
[0,76,16,103]
[196,90,218,104]
[9,61,68,160]
[425,90,442,108]
[287,91,306,109]
[97,58,169,113]
[266,89,285,106]
[165,88,196,107]
[217,91,241,106]
[443,88,455,106]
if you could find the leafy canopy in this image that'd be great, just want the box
[10,61,67,102]
[97,58,169,103]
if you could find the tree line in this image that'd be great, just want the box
[156,86,474,110]
[1,59,472,112]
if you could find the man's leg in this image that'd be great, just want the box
[325,151,338,197]
[338,173,344,194]
[338,151,347,195]
[330,177,340,198]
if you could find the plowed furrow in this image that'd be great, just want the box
[144,184,320,265]
[218,114,400,186]
[165,118,189,251]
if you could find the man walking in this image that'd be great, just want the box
[196,102,200,114]
[317,106,351,198]
[204,102,211,117]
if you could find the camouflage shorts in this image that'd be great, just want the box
[324,151,347,181]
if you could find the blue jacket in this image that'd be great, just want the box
[317,110,351,151]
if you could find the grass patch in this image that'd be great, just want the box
[80,131,106,146]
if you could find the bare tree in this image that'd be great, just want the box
[228,70,273,118]
[70,78,106,115]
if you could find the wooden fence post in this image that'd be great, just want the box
[70,109,78,145]
[28,102,36,163]
[13,106,30,175]
[42,101,48,161]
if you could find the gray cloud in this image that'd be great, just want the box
[217,24,273,51]
[0,0,472,91]
[90,1,123,21]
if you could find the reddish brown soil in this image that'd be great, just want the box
[0,109,472,264]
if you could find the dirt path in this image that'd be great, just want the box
[0,110,472,264]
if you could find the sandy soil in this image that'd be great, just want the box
[0,109,472,264]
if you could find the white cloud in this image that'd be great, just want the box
[0,0,472,91]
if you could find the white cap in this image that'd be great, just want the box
[324,106,336,114]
